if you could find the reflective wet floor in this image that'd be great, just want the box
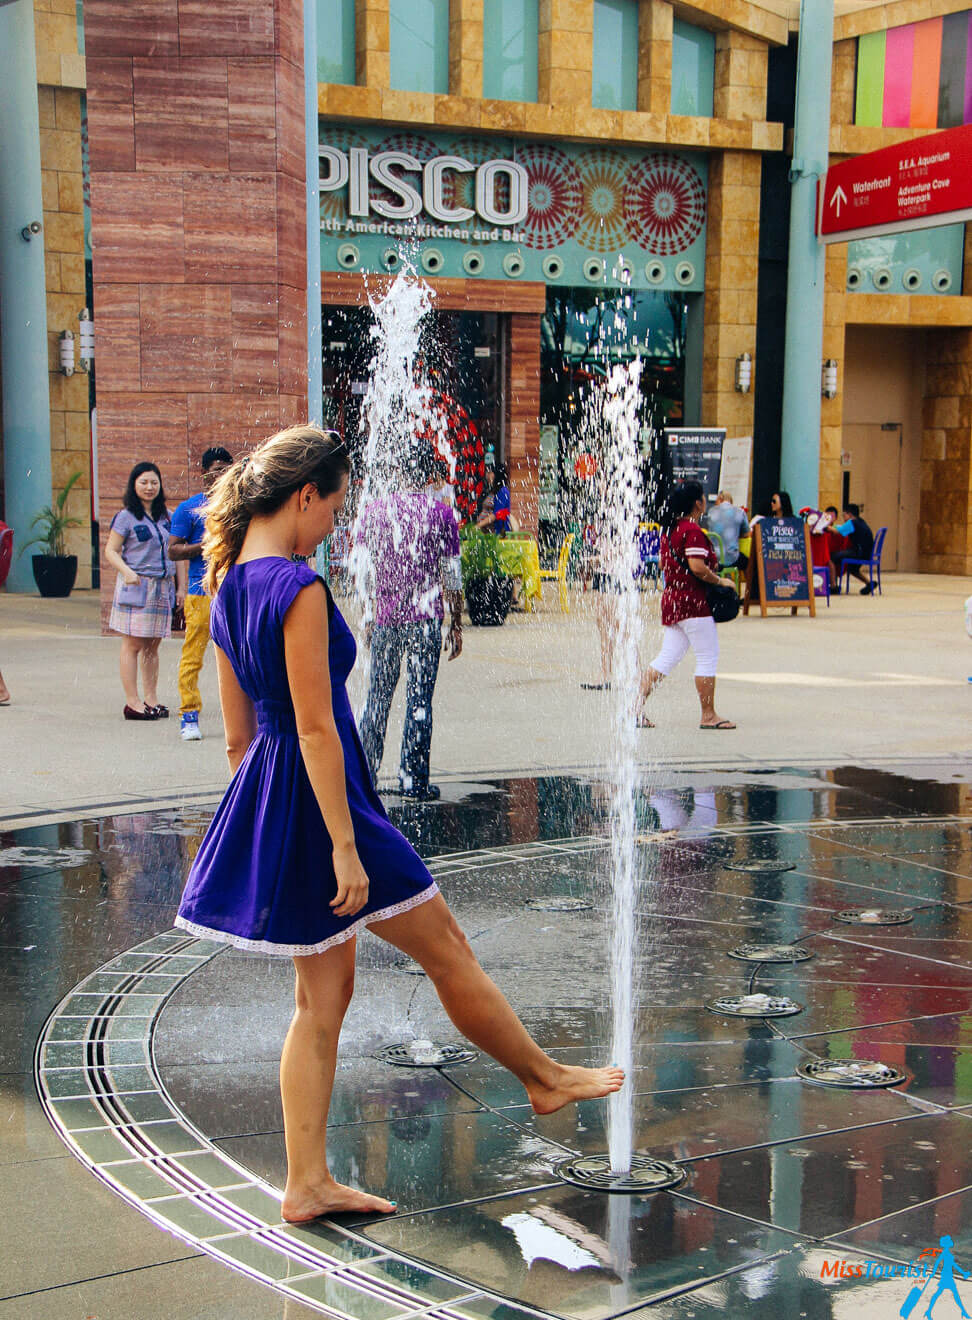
[4,760,972,1317]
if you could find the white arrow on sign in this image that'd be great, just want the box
[829,185,848,216]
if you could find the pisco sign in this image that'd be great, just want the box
[319,146,529,227]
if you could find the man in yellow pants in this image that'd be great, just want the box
[169,448,232,741]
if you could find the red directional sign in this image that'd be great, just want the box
[817,123,972,243]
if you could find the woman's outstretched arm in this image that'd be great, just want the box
[283,582,369,917]
[214,646,256,773]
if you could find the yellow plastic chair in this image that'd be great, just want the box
[540,532,574,613]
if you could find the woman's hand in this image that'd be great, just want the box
[175,587,186,609]
[123,569,140,586]
[331,842,370,917]
[719,576,737,590]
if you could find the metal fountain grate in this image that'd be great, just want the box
[556,1153,686,1195]
[727,942,813,963]
[797,1059,908,1089]
[833,908,914,926]
[395,958,427,975]
[726,860,797,874]
[706,993,803,1018]
[374,1041,478,1069]
[525,897,594,912]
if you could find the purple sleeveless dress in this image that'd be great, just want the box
[175,558,438,956]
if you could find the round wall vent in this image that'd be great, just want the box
[542,254,565,279]
[503,252,525,277]
[933,268,953,292]
[337,243,359,269]
[381,248,400,271]
[675,260,695,285]
[872,267,892,290]
[422,248,444,274]
[462,250,485,275]
[902,267,922,291]
[583,257,605,283]
[846,266,862,290]
[645,260,666,285]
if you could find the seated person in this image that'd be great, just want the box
[704,491,750,570]
[476,463,511,536]
[830,503,875,594]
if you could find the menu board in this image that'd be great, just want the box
[663,428,726,504]
[743,517,816,617]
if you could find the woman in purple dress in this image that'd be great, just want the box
[175,426,622,1224]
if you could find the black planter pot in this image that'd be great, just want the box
[32,554,78,598]
[466,574,513,626]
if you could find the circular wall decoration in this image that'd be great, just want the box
[624,154,706,256]
[542,254,565,279]
[872,267,892,290]
[645,259,666,285]
[382,248,401,271]
[903,268,922,291]
[674,260,696,285]
[503,251,525,277]
[515,144,583,250]
[933,268,953,292]
[583,256,605,282]
[846,266,863,290]
[462,249,485,275]
[422,248,444,273]
[337,243,359,269]
[575,148,628,252]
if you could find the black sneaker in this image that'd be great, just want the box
[399,783,441,801]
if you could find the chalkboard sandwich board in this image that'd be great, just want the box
[744,517,816,617]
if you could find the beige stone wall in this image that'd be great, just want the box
[701,152,760,451]
[919,329,972,575]
[35,0,91,583]
[820,244,848,511]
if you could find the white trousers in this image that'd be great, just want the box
[650,615,719,679]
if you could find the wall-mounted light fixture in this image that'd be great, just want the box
[821,359,838,399]
[20,220,42,242]
[734,353,752,394]
[59,330,75,376]
[78,308,94,372]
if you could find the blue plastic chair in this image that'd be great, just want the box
[840,526,887,596]
[637,524,661,583]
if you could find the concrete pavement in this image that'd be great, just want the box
[1,572,970,824]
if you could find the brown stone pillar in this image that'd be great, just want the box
[506,312,541,535]
[449,0,483,99]
[920,329,972,575]
[85,0,309,624]
[637,0,672,116]
[538,0,592,106]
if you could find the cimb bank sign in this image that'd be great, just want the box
[319,145,529,240]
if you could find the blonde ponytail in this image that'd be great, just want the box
[202,424,350,596]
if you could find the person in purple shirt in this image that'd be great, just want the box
[356,450,463,800]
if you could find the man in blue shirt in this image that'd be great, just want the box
[169,447,233,740]
[704,491,750,570]
[830,503,875,594]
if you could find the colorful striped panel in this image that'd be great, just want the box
[856,8,972,128]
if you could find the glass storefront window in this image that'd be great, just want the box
[483,0,539,102]
[317,0,355,85]
[846,221,964,295]
[390,0,449,95]
[592,0,639,112]
[671,18,715,117]
[540,288,689,533]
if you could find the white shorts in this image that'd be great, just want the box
[650,615,719,679]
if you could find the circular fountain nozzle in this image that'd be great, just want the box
[525,897,594,912]
[727,942,813,964]
[375,1041,478,1068]
[726,860,797,874]
[706,993,803,1018]
[556,1152,685,1195]
[797,1059,908,1089]
[833,908,914,926]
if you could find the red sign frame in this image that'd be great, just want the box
[817,123,972,243]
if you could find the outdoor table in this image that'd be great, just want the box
[495,536,542,611]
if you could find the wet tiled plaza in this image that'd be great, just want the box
[4,761,972,1317]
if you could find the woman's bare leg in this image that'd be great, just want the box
[140,638,161,707]
[369,894,623,1114]
[119,636,142,707]
[595,594,616,685]
[695,675,734,727]
[280,937,395,1222]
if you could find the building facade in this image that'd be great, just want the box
[3,0,972,607]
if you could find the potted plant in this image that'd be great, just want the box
[21,471,83,597]
[460,526,513,626]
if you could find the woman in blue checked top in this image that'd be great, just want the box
[104,462,176,721]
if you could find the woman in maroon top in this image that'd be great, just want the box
[638,482,736,730]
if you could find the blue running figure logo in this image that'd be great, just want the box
[900,1237,971,1318]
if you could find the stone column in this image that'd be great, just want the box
[538,0,592,105]
[638,0,672,116]
[701,152,760,449]
[0,0,52,591]
[506,313,541,535]
[85,0,309,623]
[713,29,768,121]
[919,329,972,575]
[819,242,847,511]
[356,0,390,88]
[449,0,483,99]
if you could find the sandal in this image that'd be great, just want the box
[700,719,736,730]
[636,715,655,728]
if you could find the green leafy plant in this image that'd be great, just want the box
[20,471,84,557]
[459,526,510,585]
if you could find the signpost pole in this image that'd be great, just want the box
[780,0,834,508]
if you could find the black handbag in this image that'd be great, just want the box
[706,580,740,623]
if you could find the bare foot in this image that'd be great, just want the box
[527,1064,625,1116]
[281,1178,397,1223]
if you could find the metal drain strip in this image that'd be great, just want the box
[35,930,547,1320]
